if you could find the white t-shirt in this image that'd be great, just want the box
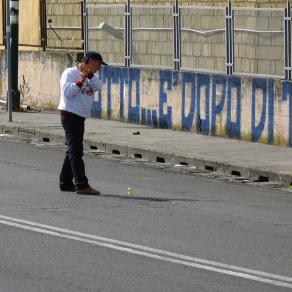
[58,67,103,118]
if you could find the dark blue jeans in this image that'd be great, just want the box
[59,113,89,190]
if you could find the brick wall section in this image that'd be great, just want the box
[0,0,286,75]
[85,1,285,75]
[233,9,284,75]
[180,8,226,71]
[87,6,125,64]
[90,0,286,8]
[46,0,83,49]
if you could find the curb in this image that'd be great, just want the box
[1,124,291,187]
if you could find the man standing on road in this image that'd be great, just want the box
[58,51,107,195]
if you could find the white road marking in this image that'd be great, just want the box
[0,215,291,289]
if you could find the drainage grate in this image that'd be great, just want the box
[42,137,50,142]
[255,176,270,183]
[205,165,215,172]
[180,162,188,166]
[156,157,166,163]
[231,170,241,177]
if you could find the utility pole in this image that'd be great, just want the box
[82,0,88,55]
[6,0,20,120]
[6,0,12,121]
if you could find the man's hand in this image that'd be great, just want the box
[78,64,90,83]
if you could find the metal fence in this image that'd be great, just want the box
[87,4,124,65]
[131,5,174,69]
[1,0,292,79]
[180,6,226,73]
[45,0,83,50]
[82,1,292,79]
[233,8,284,77]
[0,0,84,49]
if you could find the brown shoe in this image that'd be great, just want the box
[76,186,101,196]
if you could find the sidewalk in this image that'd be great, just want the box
[1,111,292,186]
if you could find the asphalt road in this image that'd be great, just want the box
[0,137,291,291]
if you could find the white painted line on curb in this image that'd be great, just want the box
[0,215,291,289]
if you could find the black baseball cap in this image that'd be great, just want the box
[85,51,107,65]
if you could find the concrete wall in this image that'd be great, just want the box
[94,66,291,146]
[2,51,291,147]
[0,51,73,109]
